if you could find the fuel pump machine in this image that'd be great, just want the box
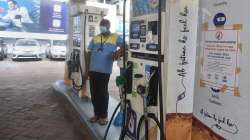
[122,0,166,139]
[67,4,107,94]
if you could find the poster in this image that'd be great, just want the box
[0,0,67,34]
[193,0,250,140]
[201,29,240,96]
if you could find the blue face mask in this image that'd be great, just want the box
[100,26,108,34]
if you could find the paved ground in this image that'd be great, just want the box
[0,59,86,140]
[0,58,120,140]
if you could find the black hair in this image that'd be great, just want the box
[100,19,111,29]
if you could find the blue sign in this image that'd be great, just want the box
[213,13,226,26]
[0,0,67,34]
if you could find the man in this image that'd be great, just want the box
[86,19,123,125]
[1,0,33,29]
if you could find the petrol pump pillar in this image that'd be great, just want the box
[164,0,199,139]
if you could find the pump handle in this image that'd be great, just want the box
[116,76,126,87]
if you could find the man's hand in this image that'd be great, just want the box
[85,51,90,80]
[113,48,124,61]
[112,51,119,61]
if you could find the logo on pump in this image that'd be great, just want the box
[213,13,226,26]
[215,31,223,40]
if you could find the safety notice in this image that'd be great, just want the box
[201,29,240,94]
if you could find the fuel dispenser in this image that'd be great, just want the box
[67,4,107,94]
[121,0,166,139]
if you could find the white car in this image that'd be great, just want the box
[12,39,43,61]
[46,40,66,60]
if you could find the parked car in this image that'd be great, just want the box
[46,40,66,60]
[0,39,7,60]
[12,39,43,61]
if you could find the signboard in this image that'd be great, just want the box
[193,0,250,139]
[0,0,67,34]
[201,29,240,96]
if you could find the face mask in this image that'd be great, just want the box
[100,26,108,34]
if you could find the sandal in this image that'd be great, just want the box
[89,116,99,123]
[81,96,90,102]
[98,118,108,125]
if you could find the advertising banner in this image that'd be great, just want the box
[0,0,67,34]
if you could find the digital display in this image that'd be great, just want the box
[130,21,141,39]
[131,22,140,32]
[148,21,158,35]
[130,43,140,50]
[140,25,146,36]
[146,44,158,51]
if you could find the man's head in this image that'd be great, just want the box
[7,0,18,10]
[99,19,111,35]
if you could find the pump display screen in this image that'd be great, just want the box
[130,21,141,39]
[148,21,158,35]
[132,0,158,17]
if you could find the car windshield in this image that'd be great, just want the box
[16,40,39,47]
[53,40,66,46]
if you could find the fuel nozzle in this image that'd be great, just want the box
[116,76,126,87]
[137,85,146,96]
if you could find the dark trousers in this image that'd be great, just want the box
[89,71,110,118]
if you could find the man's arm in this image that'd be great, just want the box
[85,50,91,78]
[113,47,124,61]
[85,40,94,78]
[113,35,125,61]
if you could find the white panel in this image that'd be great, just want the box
[194,0,250,139]
[165,0,199,113]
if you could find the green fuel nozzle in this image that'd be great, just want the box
[116,76,126,87]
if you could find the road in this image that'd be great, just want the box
[0,59,87,140]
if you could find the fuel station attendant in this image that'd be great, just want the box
[86,19,124,125]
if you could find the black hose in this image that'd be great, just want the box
[119,100,131,140]
[137,115,145,140]
[157,0,165,139]
[104,102,121,140]
[137,113,163,140]
[120,0,128,139]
